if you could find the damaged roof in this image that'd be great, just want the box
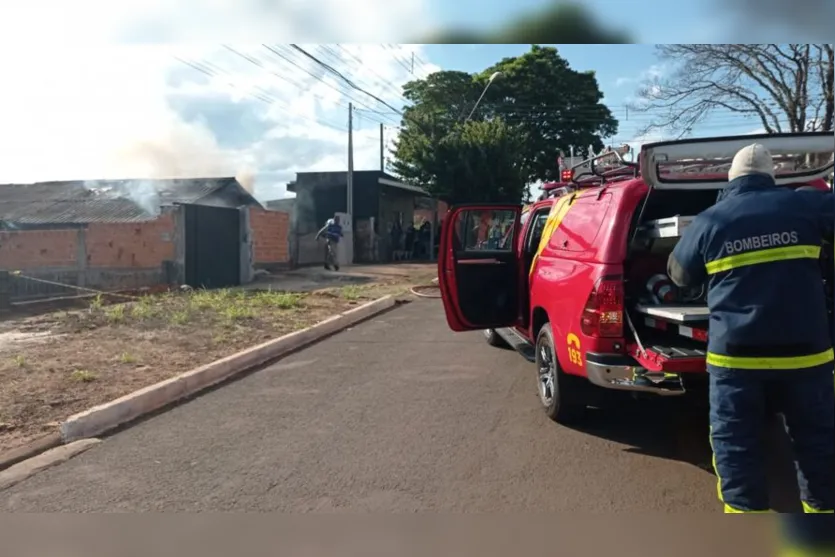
[0,178,262,226]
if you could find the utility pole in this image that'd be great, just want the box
[379,123,385,171]
[347,102,354,218]
[411,52,415,74]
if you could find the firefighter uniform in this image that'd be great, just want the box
[667,143,835,514]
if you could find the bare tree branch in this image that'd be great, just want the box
[629,44,834,137]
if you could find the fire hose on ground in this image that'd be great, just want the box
[409,277,442,298]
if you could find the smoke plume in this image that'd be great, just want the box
[235,168,257,194]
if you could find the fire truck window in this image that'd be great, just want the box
[459,209,516,251]
[526,210,550,252]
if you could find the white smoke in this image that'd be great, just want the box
[83,180,162,217]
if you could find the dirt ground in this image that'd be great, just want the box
[0,264,437,453]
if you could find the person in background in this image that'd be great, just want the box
[315,216,343,271]
[667,143,834,514]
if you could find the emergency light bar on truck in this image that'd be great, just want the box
[568,148,638,184]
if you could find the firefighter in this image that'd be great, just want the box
[667,143,835,514]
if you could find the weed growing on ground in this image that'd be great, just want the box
[169,309,191,325]
[70,369,96,382]
[130,296,159,320]
[105,304,126,323]
[119,352,137,364]
[340,285,363,300]
[12,355,26,368]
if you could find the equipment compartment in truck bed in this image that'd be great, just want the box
[634,304,710,323]
[638,215,696,239]
[627,330,707,374]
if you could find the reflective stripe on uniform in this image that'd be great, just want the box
[709,425,772,513]
[802,501,835,514]
[706,349,835,370]
[705,244,821,275]
[779,547,835,557]
[723,505,770,513]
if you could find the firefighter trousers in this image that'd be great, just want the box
[708,364,834,513]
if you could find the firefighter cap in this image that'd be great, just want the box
[728,143,775,182]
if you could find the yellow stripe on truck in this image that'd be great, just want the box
[529,194,576,276]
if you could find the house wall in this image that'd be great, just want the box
[0,204,296,303]
[0,211,180,301]
[249,207,290,270]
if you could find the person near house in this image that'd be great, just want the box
[315,216,343,271]
[667,143,834,514]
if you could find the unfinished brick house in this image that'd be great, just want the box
[0,179,290,301]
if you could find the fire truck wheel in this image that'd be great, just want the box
[535,323,586,424]
[483,328,510,348]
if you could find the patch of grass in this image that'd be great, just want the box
[12,355,26,368]
[250,290,303,309]
[89,294,104,311]
[169,309,191,325]
[340,285,363,300]
[221,304,255,321]
[70,369,96,383]
[119,352,137,364]
[104,303,126,323]
[130,297,159,320]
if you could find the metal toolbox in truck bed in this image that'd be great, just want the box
[639,216,695,239]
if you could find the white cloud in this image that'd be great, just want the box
[0,42,440,200]
[616,63,667,90]
[625,129,672,155]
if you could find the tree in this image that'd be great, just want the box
[481,45,618,182]
[632,44,834,136]
[391,45,618,198]
[394,118,528,204]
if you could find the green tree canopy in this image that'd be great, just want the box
[436,119,528,204]
[392,45,618,202]
[393,115,527,204]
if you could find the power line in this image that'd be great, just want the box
[221,45,352,112]
[263,44,398,125]
[289,44,405,117]
[173,55,349,133]
[331,44,410,103]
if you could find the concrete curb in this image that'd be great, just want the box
[59,295,397,443]
[0,432,61,472]
[0,439,100,491]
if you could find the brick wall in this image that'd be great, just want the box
[0,229,79,270]
[86,213,176,268]
[0,213,177,301]
[250,207,290,265]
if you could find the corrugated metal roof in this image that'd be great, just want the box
[0,178,254,225]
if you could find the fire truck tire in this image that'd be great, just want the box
[483,328,510,348]
[535,323,587,424]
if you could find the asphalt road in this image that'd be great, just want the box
[0,299,802,512]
